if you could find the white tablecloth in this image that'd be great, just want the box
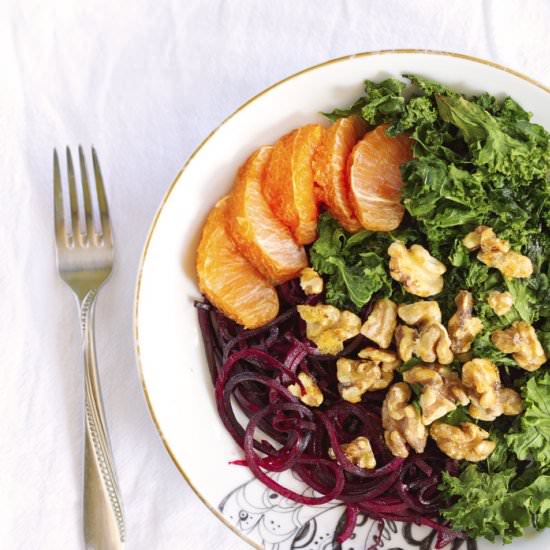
[2,1,550,548]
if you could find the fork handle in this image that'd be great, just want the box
[81,290,126,549]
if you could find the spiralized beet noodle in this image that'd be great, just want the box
[195,279,468,548]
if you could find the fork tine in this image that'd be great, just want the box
[78,145,94,241]
[53,149,66,244]
[91,147,113,245]
[66,147,80,243]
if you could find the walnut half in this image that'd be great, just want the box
[430,421,496,462]
[397,301,442,326]
[415,323,454,365]
[462,225,491,250]
[358,347,401,389]
[382,383,428,458]
[448,290,483,354]
[336,358,379,403]
[328,436,376,469]
[336,349,401,403]
[360,298,397,349]
[403,365,470,425]
[388,241,447,297]
[491,321,547,371]
[463,226,533,278]
[395,301,453,364]
[462,358,523,420]
[394,323,454,364]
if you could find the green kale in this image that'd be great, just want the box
[323,78,406,125]
[435,94,550,184]
[360,78,406,125]
[397,356,423,374]
[403,73,456,97]
[504,278,540,324]
[440,465,550,542]
[387,96,438,136]
[506,372,550,466]
[440,405,471,426]
[321,95,368,122]
[400,157,487,258]
[309,213,392,310]
[485,432,514,474]
[538,318,550,356]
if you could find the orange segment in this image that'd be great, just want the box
[313,115,367,232]
[228,146,308,284]
[263,124,325,245]
[196,196,279,329]
[348,124,413,231]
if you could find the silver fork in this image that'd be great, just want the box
[54,147,125,549]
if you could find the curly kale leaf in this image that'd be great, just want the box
[309,213,393,310]
[435,94,550,184]
[440,465,550,543]
[506,372,550,466]
[323,78,406,125]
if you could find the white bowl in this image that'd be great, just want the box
[134,50,550,550]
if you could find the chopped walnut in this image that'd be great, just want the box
[415,323,454,365]
[382,383,428,458]
[462,359,499,402]
[491,321,547,371]
[357,347,401,390]
[287,372,324,407]
[397,301,442,326]
[499,388,524,416]
[462,225,491,250]
[464,226,532,278]
[394,321,453,365]
[336,350,400,403]
[360,298,398,349]
[297,304,361,355]
[358,347,401,366]
[462,358,523,420]
[336,358,379,403]
[487,291,514,316]
[384,383,412,422]
[479,249,533,278]
[403,365,469,425]
[479,227,510,253]
[395,325,418,362]
[430,422,496,462]
[396,301,452,364]
[402,365,442,386]
[328,436,376,469]
[462,358,500,419]
[469,387,523,420]
[299,267,324,296]
[388,241,447,297]
[448,291,483,354]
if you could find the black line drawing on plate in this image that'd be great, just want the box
[219,471,476,550]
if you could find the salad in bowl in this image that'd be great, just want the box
[194,73,550,548]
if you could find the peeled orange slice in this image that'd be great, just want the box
[313,115,366,232]
[348,124,412,231]
[228,146,308,284]
[262,124,325,245]
[196,196,279,329]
